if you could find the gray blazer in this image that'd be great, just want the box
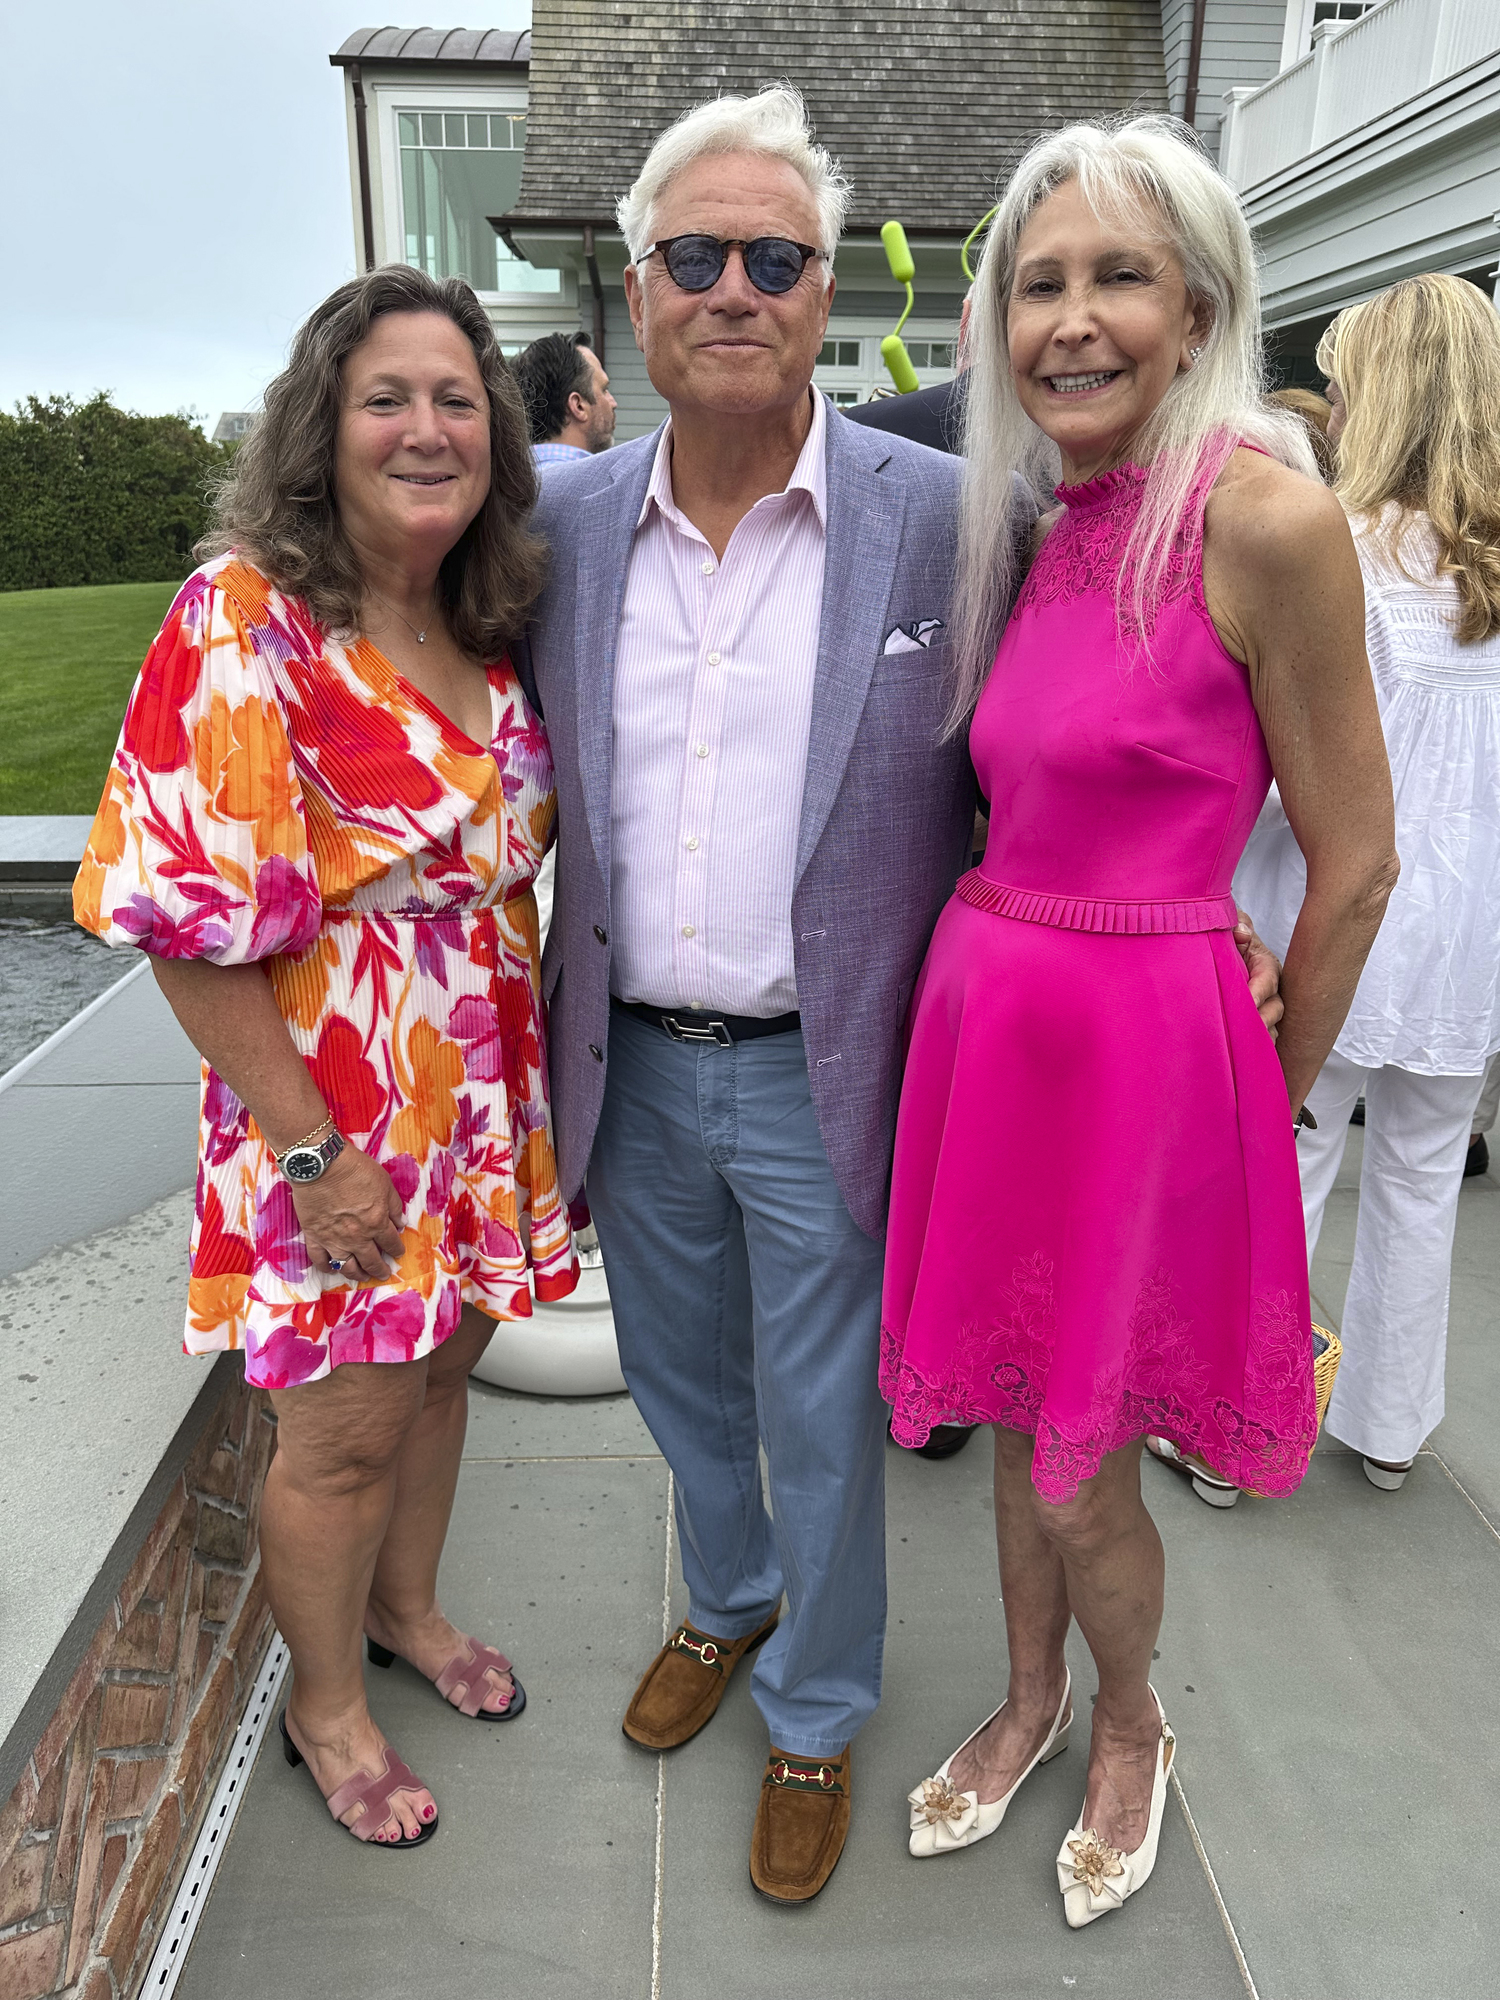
[518,399,1016,1239]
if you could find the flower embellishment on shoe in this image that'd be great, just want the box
[907,1774,979,1843]
[1067,1828,1125,1898]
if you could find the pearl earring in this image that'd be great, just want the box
[1189,344,1205,362]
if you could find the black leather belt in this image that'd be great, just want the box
[610,996,801,1045]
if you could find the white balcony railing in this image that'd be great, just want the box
[1221,0,1500,191]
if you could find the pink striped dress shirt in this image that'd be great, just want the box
[609,391,828,1017]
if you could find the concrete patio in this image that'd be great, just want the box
[3,963,1495,1998]
[161,1128,1498,2000]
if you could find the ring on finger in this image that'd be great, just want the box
[327,1259,345,1272]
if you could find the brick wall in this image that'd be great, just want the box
[0,1378,276,2000]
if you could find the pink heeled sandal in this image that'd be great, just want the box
[278,1711,439,1849]
[367,1634,527,1720]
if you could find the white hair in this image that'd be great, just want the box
[615,84,850,283]
[950,114,1318,731]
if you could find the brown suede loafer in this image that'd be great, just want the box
[622,1609,780,1750]
[749,1745,851,1904]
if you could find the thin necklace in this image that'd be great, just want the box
[369,588,439,645]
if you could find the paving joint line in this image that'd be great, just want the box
[650,1469,675,2000]
[461,1452,666,1464]
[1171,1767,1260,2000]
[1425,1444,1500,1549]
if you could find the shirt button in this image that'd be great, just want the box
[701,560,715,575]
[707,651,721,665]
[696,744,709,758]
[593,924,608,944]
[681,924,696,938]
[684,835,699,851]
[588,1043,603,1062]
[689,1001,703,1010]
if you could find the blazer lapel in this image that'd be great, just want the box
[795,417,905,881]
[572,439,659,890]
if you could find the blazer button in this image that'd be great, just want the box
[588,1043,604,1062]
[594,924,608,945]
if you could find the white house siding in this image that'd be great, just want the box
[1244,49,1500,383]
[1161,0,1285,148]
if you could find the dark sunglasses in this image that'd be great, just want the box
[639,234,825,296]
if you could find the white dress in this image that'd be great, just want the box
[1233,508,1500,1077]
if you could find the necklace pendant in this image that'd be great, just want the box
[417,631,426,643]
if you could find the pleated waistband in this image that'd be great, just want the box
[956,870,1237,935]
[320,889,535,925]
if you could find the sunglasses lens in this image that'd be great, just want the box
[662,237,726,291]
[744,239,808,293]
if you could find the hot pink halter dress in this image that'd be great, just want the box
[880,461,1316,1503]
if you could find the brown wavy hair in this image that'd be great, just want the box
[199,265,544,657]
[1318,275,1500,643]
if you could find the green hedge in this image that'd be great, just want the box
[0,395,235,593]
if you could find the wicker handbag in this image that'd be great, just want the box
[1312,1323,1342,1429]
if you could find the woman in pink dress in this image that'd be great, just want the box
[883,119,1398,1923]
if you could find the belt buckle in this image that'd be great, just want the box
[661,1013,732,1047]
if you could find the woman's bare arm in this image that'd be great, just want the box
[151,958,405,1278]
[1204,453,1399,1114]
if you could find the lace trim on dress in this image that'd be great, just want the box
[1016,459,1215,640]
[956,871,1237,935]
[879,1254,1317,1505]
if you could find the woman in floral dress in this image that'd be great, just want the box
[75,267,573,1848]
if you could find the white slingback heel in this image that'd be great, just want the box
[906,1670,1072,1858]
[1055,1685,1175,1927]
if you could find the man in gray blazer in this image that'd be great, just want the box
[518,88,990,1904]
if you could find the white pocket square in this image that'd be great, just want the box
[883,619,946,654]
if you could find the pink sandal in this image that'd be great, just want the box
[278,1712,439,1848]
[367,1635,527,1720]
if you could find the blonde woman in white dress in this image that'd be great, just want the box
[1239,275,1500,1489]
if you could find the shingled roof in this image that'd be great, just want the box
[511,1,1167,236]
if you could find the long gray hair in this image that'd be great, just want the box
[950,115,1317,731]
[199,265,545,659]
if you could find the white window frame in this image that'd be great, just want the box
[811,325,961,407]
[369,78,562,303]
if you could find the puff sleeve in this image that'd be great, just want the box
[73,565,323,962]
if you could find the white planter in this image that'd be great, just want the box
[470,850,627,1397]
[471,1259,627,1396]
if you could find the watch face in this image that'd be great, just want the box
[282,1149,324,1182]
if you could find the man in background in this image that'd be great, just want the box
[514,330,616,466]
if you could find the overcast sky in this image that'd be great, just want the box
[3,1,531,431]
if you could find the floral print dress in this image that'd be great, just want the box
[75,555,576,1389]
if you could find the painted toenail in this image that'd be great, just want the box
[422,1805,434,1818]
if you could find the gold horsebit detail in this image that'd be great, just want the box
[668,1625,724,1673]
[916,1776,969,1826]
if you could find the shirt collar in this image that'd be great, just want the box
[638,388,828,532]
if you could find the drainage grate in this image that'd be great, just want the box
[139,1632,290,1998]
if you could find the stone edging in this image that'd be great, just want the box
[0,1371,275,1999]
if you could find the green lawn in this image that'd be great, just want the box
[0,580,182,814]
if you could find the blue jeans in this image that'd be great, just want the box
[587,1010,888,1757]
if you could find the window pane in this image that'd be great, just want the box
[930,342,954,368]
[398,112,419,146]
[398,137,557,291]
[509,115,526,149]
[818,340,836,365]
[421,113,443,146]
[468,114,490,148]
[837,340,860,366]
[445,114,466,147]
[906,342,929,367]
[833,391,860,406]
[494,239,562,294]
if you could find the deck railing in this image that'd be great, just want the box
[1220,0,1500,190]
